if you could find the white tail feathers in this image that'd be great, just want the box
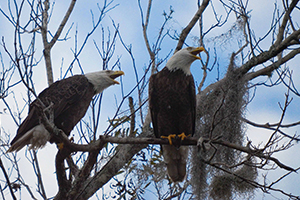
[162,145,189,182]
[7,125,50,152]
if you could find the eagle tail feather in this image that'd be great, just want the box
[7,125,50,153]
[7,128,35,152]
[162,145,189,182]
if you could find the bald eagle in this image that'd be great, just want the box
[7,70,124,152]
[149,47,204,182]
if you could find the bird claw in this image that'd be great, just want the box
[161,134,176,145]
[161,133,191,145]
[178,132,190,140]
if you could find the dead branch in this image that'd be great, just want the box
[99,135,295,172]
[32,151,47,199]
[138,0,155,71]
[48,0,76,48]
[54,149,71,200]
[275,0,299,47]
[0,158,17,200]
[128,97,136,137]
[41,0,77,85]
[69,128,152,200]
[198,49,210,93]
[243,118,300,141]
[207,160,300,200]
[245,47,300,81]
[244,117,300,129]
[175,0,210,52]
[239,28,300,75]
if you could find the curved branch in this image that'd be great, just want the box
[239,28,300,75]
[243,117,300,141]
[245,47,300,81]
[275,0,299,46]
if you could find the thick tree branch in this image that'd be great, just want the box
[42,0,77,85]
[41,0,53,85]
[245,47,300,81]
[175,0,210,52]
[69,127,152,200]
[239,28,300,75]
[98,135,295,172]
[138,0,155,67]
[54,150,71,200]
[275,0,299,46]
[48,0,76,48]
[67,150,102,199]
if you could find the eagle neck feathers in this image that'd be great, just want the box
[165,55,192,76]
[85,72,112,94]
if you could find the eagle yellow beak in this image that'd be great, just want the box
[190,46,205,60]
[110,70,125,84]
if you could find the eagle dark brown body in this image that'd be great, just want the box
[11,75,95,146]
[7,70,124,152]
[148,46,204,182]
[149,67,196,146]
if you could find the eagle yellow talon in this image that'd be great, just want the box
[178,132,191,140]
[57,143,64,150]
[161,134,176,145]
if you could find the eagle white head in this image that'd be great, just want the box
[166,47,205,75]
[85,70,124,94]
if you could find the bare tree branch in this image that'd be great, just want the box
[0,158,17,200]
[175,0,210,52]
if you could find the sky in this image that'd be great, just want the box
[0,0,300,199]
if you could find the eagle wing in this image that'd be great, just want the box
[43,75,91,118]
[149,73,160,138]
[188,75,196,136]
[11,75,93,145]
